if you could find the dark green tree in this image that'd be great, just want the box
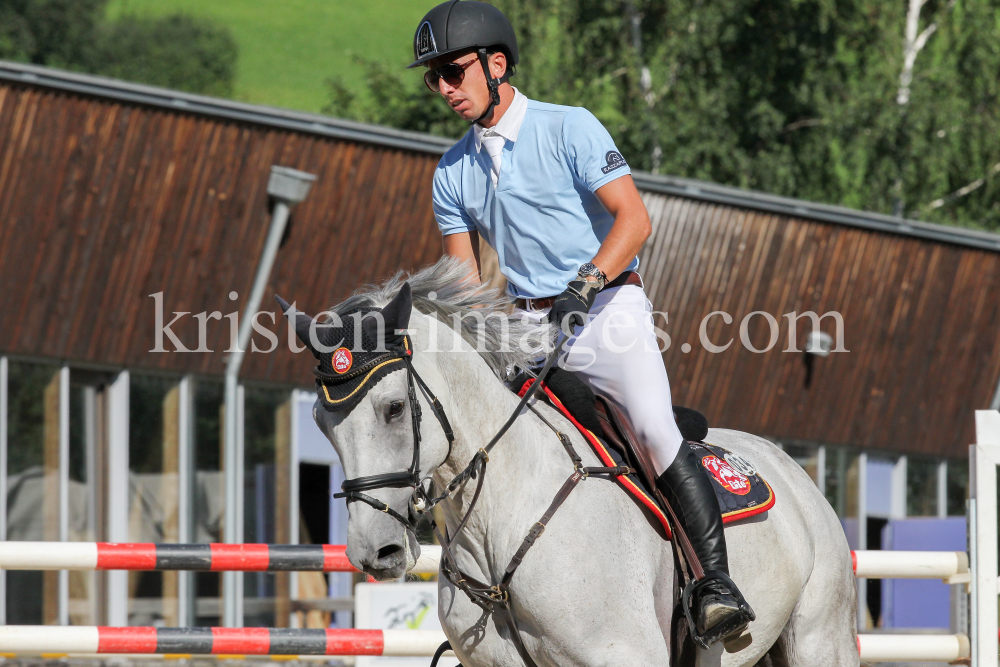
[0,0,239,97]
[324,56,468,138]
[330,0,1000,231]
[497,0,1000,230]
[0,0,107,66]
[92,14,238,97]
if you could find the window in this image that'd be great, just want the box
[906,457,939,517]
[193,379,224,626]
[128,373,183,625]
[243,384,292,627]
[5,360,59,624]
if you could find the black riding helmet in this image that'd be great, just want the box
[408,0,519,124]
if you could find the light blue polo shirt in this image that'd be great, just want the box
[432,99,638,299]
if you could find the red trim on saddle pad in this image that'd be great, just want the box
[519,379,673,539]
[519,379,776,534]
[721,482,775,521]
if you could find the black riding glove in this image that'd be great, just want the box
[548,279,601,335]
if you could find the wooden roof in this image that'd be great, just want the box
[1,61,998,457]
[638,195,1000,457]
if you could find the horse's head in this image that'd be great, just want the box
[278,259,549,580]
[277,283,455,580]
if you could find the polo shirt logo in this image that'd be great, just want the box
[415,21,437,59]
[601,151,627,174]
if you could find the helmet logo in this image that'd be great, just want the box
[415,21,437,59]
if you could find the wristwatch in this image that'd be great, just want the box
[577,262,607,290]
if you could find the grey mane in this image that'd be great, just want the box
[332,256,551,378]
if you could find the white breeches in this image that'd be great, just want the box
[516,284,685,475]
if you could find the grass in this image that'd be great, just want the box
[105,0,430,113]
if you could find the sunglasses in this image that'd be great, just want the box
[424,58,479,92]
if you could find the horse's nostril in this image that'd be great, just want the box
[376,544,404,561]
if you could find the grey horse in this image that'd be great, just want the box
[302,258,858,667]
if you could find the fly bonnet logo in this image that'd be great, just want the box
[332,347,353,374]
[701,455,752,496]
[415,21,437,59]
[601,151,627,174]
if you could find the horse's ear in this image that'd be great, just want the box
[380,283,412,334]
[275,294,320,357]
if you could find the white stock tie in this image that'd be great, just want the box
[481,131,505,185]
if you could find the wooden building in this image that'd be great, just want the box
[0,60,997,628]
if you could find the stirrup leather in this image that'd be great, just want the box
[681,570,755,649]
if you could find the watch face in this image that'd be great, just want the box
[578,263,605,285]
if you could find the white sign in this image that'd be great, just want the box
[355,582,459,667]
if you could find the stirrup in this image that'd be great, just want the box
[681,570,755,650]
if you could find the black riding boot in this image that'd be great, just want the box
[655,443,754,646]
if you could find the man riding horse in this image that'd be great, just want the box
[411,0,754,646]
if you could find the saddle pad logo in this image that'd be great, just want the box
[701,455,751,495]
[415,21,437,59]
[601,151,627,174]
[724,452,757,477]
[332,347,353,374]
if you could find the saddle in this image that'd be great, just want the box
[512,368,775,537]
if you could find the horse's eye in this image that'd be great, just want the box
[387,400,405,420]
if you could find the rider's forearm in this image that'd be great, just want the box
[442,230,483,284]
[591,205,651,281]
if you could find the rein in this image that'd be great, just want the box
[331,336,635,667]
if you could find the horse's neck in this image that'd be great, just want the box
[432,349,571,563]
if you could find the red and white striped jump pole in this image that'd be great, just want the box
[0,543,440,574]
[0,627,448,657]
[0,627,981,661]
[6,543,971,582]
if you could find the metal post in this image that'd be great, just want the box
[230,383,245,627]
[891,455,907,519]
[937,459,948,519]
[58,367,70,625]
[971,410,1000,667]
[83,386,98,624]
[177,376,193,626]
[289,390,302,628]
[222,166,315,627]
[0,356,7,625]
[857,452,868,631]
[106,371,130,626]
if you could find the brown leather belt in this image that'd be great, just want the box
[514,271,643,311]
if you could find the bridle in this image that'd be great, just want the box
[327,334,560,531]
[324,335,637,667]
[326,349,456,527]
